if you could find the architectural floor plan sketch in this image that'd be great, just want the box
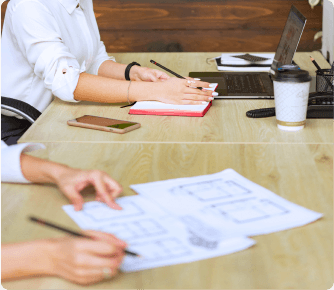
[83,201,144,222]
[131,169,322,236]
[101,219,167,240]
[63,169,322,272]
[128,238,191,262]
[170,178,251,202]
[63,195,255,272]
[206,198,289,224]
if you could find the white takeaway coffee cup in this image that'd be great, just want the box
[273,65,312,131]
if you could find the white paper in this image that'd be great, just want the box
[216,53,274,72]
[131,169,323,236]
[63,195,254,272]
[220,53,275,65]
[130,101,209,112]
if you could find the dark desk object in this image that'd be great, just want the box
[246,92,334,119]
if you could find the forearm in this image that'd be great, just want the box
[73,73,156,103]
[97,60,127,80]
[20,154,69,184]
[2,240,55,281]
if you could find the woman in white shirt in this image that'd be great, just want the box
[1,0,214,143]
[1,141,127,284]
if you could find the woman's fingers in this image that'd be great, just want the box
[88,171,122,210]
[103,174,123,199]
[60,263,119,285]
[76,238,125,257]
[64,187,85,211]
[84,230,128,248]
[179,100,211,105]
[72,251,124,269]
[184,87,212,96]
[185,79,211,89]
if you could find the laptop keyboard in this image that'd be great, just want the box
[226,74,266,94]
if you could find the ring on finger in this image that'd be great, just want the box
[102,268,112,280]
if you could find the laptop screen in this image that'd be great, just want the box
[271,5,307,72]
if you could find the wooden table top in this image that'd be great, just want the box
[2,142,332,289]
[19,52,333,144]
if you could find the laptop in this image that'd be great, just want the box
[189,5,307,98]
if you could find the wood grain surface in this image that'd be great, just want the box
[2,142,333,289]
[19,52,333,144]
[1,0,322,52]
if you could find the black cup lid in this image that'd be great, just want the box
[273,64,312,83]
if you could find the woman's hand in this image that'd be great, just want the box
[53,167,123,211]
[130,66,170,82]
[146,77,216,105]
[49,231,127,285]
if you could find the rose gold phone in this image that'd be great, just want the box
[67,115,141,134]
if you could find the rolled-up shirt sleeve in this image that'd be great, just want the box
[87,40,116,76]
[1,141,46,183]
[11,1,83,102]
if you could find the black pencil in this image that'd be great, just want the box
[310,56,333,89]
[150,60,185,79]
[150,59,204,90]
[310,56,323,72]
[29,216,140,257]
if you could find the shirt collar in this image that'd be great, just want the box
[57,0,81,14]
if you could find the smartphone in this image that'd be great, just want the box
[67,115,141,134]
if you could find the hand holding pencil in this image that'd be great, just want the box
[122,59,217,107]
[148,60,217,104]
[47,229,127,285]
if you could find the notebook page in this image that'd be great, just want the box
[130,101,209,112]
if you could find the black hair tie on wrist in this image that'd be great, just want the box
[125,62,141,81]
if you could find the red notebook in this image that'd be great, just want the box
[129,84,218,117]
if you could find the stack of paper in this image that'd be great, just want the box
[63,169,322,273]
[217,53,275,72]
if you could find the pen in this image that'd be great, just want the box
[150,60,204,90]
[29,216,140,257]
[310,56,333,89]
[310,56,323,72]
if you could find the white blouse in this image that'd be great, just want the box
[1,141,45,183]
[1,0,115,116]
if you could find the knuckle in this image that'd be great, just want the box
[73,254,85,266]
[92,170,101,176]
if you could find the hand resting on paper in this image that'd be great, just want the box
[148,77,215,105]
[20,154,122,211]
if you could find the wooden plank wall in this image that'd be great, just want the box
[1,0,322,53]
